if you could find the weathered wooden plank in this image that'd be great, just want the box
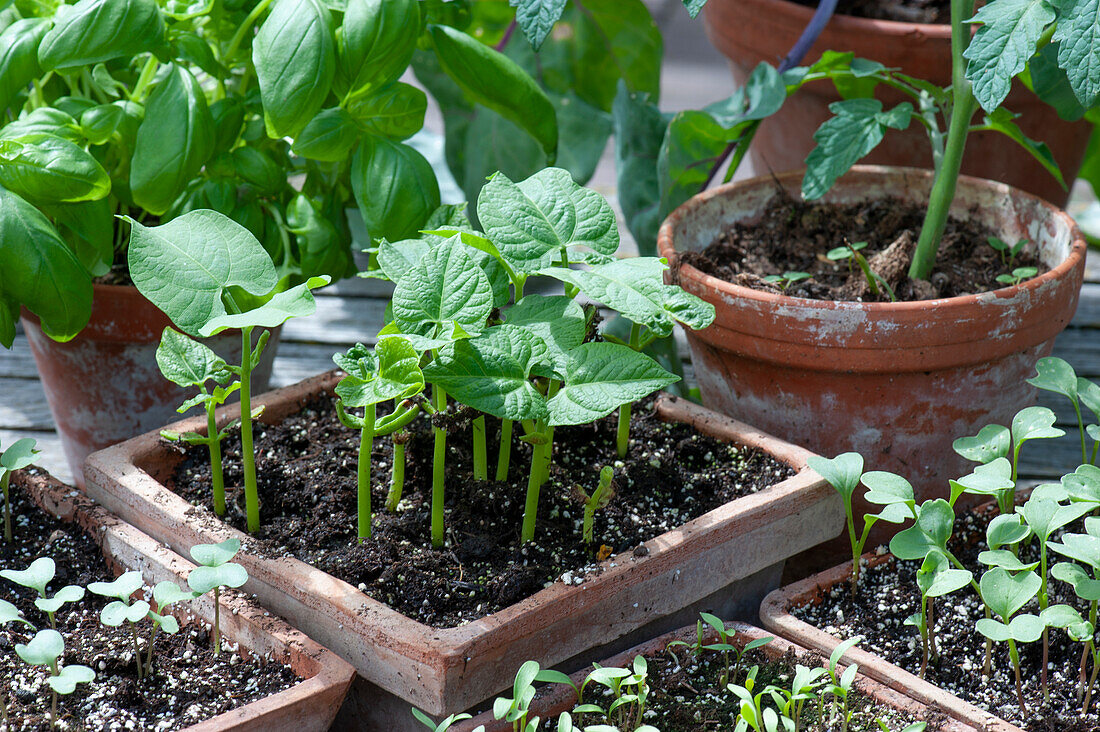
[270,342,341,388]
[0,377,53,431]
[0,340,39,378]
[281,295,389,346]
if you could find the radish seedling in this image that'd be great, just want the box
[0,557,84,630]
[156,327,240,517]
[333,338,425,540]
[1027,357,1100,467]
[141,581,191,675]
[127,209,329,533]
[410,709,480,732]
[904,553,971,678]
[763,271,811,291]
[87,571,152,680]
[14,629,94,729]
[987,236,1028,268]
[186,538,248,655]
[996,267,1038,287]
[1,438,39,542]
[975,567,1043,715]
[1048,518,1100,711]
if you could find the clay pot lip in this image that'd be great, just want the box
[707,0,953,36]
[11,468,356,732]
[657,165,1087,317]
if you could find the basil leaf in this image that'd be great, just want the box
[0,19,48,114]
[253,0,336,138]
[0,109,83,144]
[338,0,421,99]
[429,23,557,159]
[964,0,1055,113]
[345,81,427,140]
[130,64,214,215]
[0,185,92,347]
[351,135,440,242]
[286,193,352,279]
[509,0,567,50]
[0,133,110,204]
[612,82,669,257]
[47,198,113,275]
[548,342,678,426]
[38,0,165,71]
[292,107,359,162]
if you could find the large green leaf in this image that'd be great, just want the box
[802,99,913,200]
[338,0,421,100]
[424,324,549,421]
[547,342,678,426]
[351,136,440,242]
[477,167,618,274]
[0,186,92,347]
[253,0,336,138]
[542,257,714,337]
[285,194,351,279]
[292,108,359,162]
[336,335,424,408]
[0,109,83,144]
[612,82,668,257]
[126,209,278,336]
[131,64,214,216]
[38,0,164,71]
[569,0,661,112]
[0,19,48,114]
[0,133,110,204]
[345,82,427,140]
[156,327,227,387]
[429,23,557,159]
[553,90,613,185]
[391,235,493,342]
[510,0,567,50]
[504,294,586,376]
[1053,0,1100,108]
[964,0,1055,112]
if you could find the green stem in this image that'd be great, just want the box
[145,623,158,676]
[496,420,513,481]
[1009,639,1028,715]
[541,381,560,488]
[213,586,221,655]
[2,472,10,542]
[908,0,977,280]
[130,625,143,680]
[722,121,761,184]
[240,327,260,533]
[358,405,376,541]
[431,384,447,548]
[386,437,405,512]
[130,55,160,102]
[521,425,550,543]
[224,0,276,61]
[616,403,631,459]
[207,402,226,517]
[472,416,488,481]
[1075,402,1088,464]
[50,690,56,730]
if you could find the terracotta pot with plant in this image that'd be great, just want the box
[658,0,1091,508]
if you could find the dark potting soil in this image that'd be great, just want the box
[166,395,794,628]
[791,0,949,23]
[0,473,299,732]
[679,193,1042,303]
[791,509,1098,731]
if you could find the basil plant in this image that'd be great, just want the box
[341,167,715,548]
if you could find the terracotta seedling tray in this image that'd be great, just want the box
[760,555,1022,732]
[83,370,843,716]
[12,468,355,732]
[457,620,975,731]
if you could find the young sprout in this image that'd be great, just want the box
[1,437,39,541]
[1048,518,1100,711]
[975,567,1043,715]
[156,327,240,517]
[825,241,895,301]
[1027,357,1100,467]
[996,267,1038,287]
[763,271,812,291]
[987,236,1028,267]
[826,240,869,271]
[492,660,540,732]
[0,598,33,729]
[87,571,150,679]
[410,709,480,732]
[579,466,614,547]
[764,662,827,731]
[187,538,248,655]
[15,629,94,729]
[333,338,425,540]
[904,552,971,678]
[573,656,650,731]
[143,581,192,675]
[726,665,784,732]
[0,557,84,629]
[823,636,863,732]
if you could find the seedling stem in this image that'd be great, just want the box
[431,383,447,548]
[496,420,513,481]
[617,323,642,458]
[359,404,376,541]
[239,325,260,533]
[472,416,488,481]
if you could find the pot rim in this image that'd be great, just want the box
[706,0,953,37]
[657,165,1087,317]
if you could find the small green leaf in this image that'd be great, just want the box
[15,629,64,666]
[973,109,1065,188]
[34,585,84,615]
[0,557,54,595]
[100,599,151,626]
[199,276,329,337]
[1041,603,1084,629]
[978,549,1039,572]
[149,610,180,634]
[156,328,229,388]
[802,99,912,200]
[949,458,1014,502]
[510,0,567,49]
[547,342,678,426]
[88,571,144,602]
[980,567,1041,620]
[336,336,424,408]
[392,235,493,343]
[987,513,1031,550]
[1,437,40,472]
[953,424,1011,464]
[861,471,915,506]
[1048,533,1100,573]
[1020,495,1092,542]
[1011,406,1065,449]
[190,538,241,567]
[1007,613,1045,642]
[917,499,954,549]
[1052,0,1100,108]
[0,598,32,628]
[704,62,785,129]
[806,453,864,502]
[152,581,195,610]
[188,563,248,594]
[1063,463,1100,503]
[292,108,359,162]
[976,617,1012,642]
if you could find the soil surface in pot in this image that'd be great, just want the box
[790,0,949,23]
[679,193,1040,303]
[0,473,299,732]
[166,395,793,628]
[790,508,1096,730]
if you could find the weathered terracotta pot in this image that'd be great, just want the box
[11,468,355,732]
[658,166,1086,523]
[20,283,280,486]
[702,0,1092,207]
[457,620,975,731]
[760,554,1022,731]
[81,370,843,726]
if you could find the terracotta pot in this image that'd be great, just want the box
[457,620,976,731]
[702,0,1091,207]
[760,553,1022,731]
[20,283,281,486]
[11,468,355,732]
[658,166,1086,526]
[81,370,843,726]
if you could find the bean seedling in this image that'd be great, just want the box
[1,438,39,541]
[186,538,248,655]
[578,466,614,547]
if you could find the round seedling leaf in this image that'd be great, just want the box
[925,568,973,598]
[986,513,1031,550]
[0,598,32,628]
[1063,464,1100,502]
[1041,603,1084,629]
[975,617,1012,643]
[150,610,180,635]
[978,549,1039,572]
[1008,613,1045,643]
[1048,533,1100,573]
[916,499,954,549]
[100,599,151,626]
[0,557,54,595]
[980,567,1041,620]
[152,581,195,610]
[15,628,64,666]
[87,571,144,601]
[806,453,863,501]
[861,470,915,505]
[34,585,84,614]
[1011,406,1065,449]
[189,538,241,567]
[1028,357,1079,402]
[1021,496,1092,542]
[47,664,95,695]
[1,437,41,471]
[188,563,248,595]
[1069,621,1096,643]
[156,327,229,387]
[954,424,1010,466]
